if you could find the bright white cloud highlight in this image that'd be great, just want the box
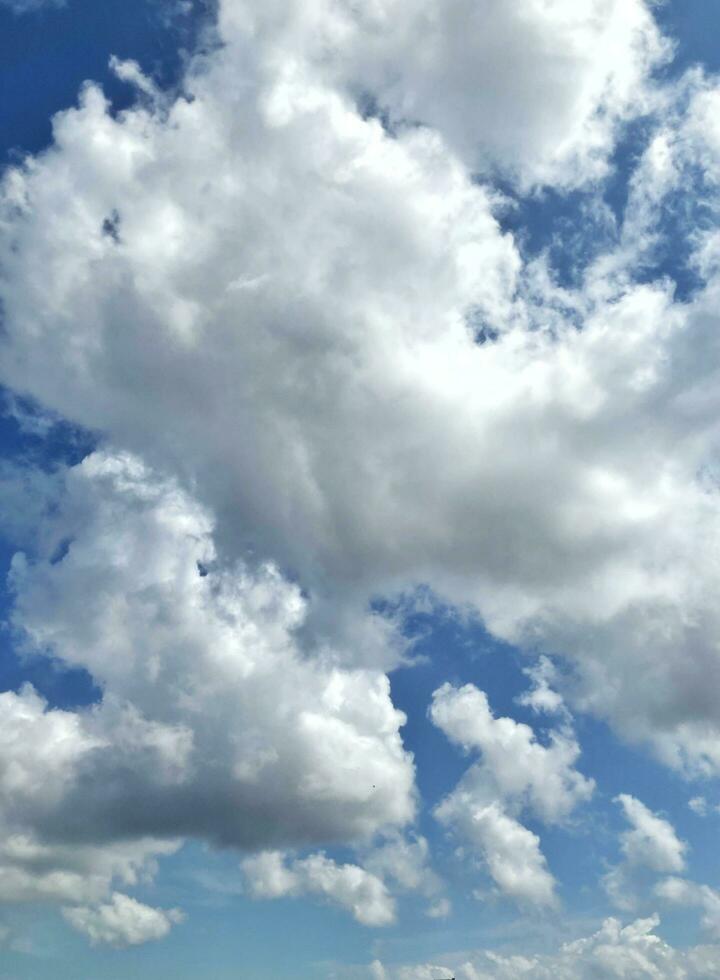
[362,832,447,918]
[1,9,718,781]
[431,682,594,824]
[241,851,395,926]
[9,452,414,849]
[689,796,709,817]
[615,795,687,874]
[62,893,184,947]
[656,877,720,938]
[0,451,414,928]
[431,681,592,906]
[3,0,720,953]
[462,802,557,908]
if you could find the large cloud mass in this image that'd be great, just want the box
[218,0,670,188]
[2,2,720,779]
[3,0,720,952]
[1,451,414,920]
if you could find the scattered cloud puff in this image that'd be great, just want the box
[0,451,414,927]
[240,829,447,924]
[241,851,395,927]
[368,914,720,978]
[0,0,63,11]
[516,657,569,720]
[615,795,687,875]
[362,832,448,918]
[430,681,592,906]
[687,795,720,819]
[218,0,670,189]
[431,682,594,825]
[656,877,720,939]
[457,801,558,909]
[603,795,687,914]
[62,893,184,948]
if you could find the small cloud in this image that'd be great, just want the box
[614,795,687,874]
[425,897,451,919]
[689,796,708,817]
[62,893,184,948]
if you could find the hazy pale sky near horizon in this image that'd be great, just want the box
[2,1,720,977]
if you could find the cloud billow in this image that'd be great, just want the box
[2,0,720,955]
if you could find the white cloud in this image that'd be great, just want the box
[372,915,720,979]
[656,877,720,938]
[362,832,448,918]
[217,0,670,189]
[0,0,63,12]
[241,831,447,926]
[0,9,717,781]
[0,451,414,931]
[241,851,395,927]
[689,796,709,817]
[602,796,687,911]
[461,802,557,908]
[516,657,568,719]
[363,834,434,892]
[0,686,98,810]
[430,682,591,907]
[9,452,414,850]
[431,683,594,824]
[615,795,686,875]
[62,892,184,947]
[3,0,720,946]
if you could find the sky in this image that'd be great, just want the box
[2,0,720,977]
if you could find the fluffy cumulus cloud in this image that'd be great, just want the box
[218,0,670,189]
[361,832,447,917]
[602,795,687,913]
[370,915,720,979]
[431,683,593,824]
[456,802,557,908]
[1,0,720,784]
[62,893,184,948]
[4,0,720,953]
[430,682,592,906]
[615,795,687,875]
[688,796,709,817]
[656,877,720,939]
[241,850,395,926]
[0,451,414,925]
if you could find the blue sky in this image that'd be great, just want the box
[3,1,720,978]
